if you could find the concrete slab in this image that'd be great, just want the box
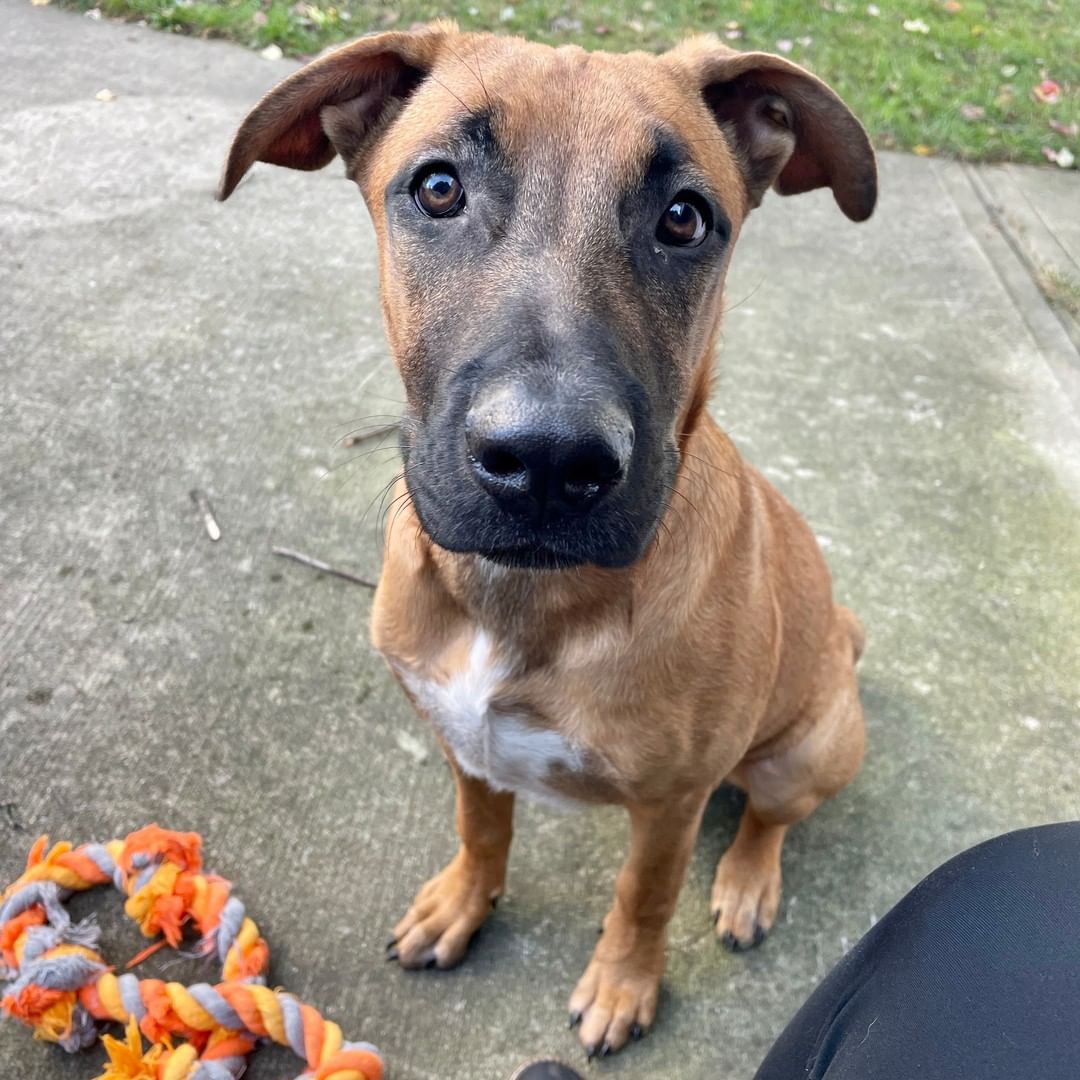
[972,161,1080,351]
[2,4,1079,1079]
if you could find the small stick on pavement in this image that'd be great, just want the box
[189,489,221,541]
[1,802,26,832]
[341,420,400,448]
[271,546,378,589]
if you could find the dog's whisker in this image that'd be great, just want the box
[358,470,405,531]
[445,41,494,115]
[426,71,479,119]
[329,412,405,433]
[721,277,767,316]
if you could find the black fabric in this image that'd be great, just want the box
[754,822,1080,1080]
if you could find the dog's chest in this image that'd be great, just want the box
[393,631,583,806]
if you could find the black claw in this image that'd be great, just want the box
[491,896,499,909]
[585,1044,600,1062]
[630,1023,644,1042]
[385,948,399,962]
[711,909,721,926]
[385,937,397,950]
[568,1011,582,1029]
[599,1042,611,1058]
[425,957,438,969]
[597,925,604,935]
[752,923,767,948]
[720,930,740,953]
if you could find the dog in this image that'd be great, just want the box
[220,21,874,1059]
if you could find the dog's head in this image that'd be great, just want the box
[221,24,875,569]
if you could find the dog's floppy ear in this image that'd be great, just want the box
[218,23,450,200]
[666,37,877,222]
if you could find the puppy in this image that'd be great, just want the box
[220,22,874,1058]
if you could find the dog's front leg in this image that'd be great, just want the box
[570,789,710,1056]
[390,761,514,969]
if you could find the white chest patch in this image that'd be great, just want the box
[396,631,584,806]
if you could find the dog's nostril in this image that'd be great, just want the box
[565,456,621,488]
[562,448,623,504]
[481,447,526,479]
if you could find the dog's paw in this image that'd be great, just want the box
[710,845,781,951]
[567,937,663,1058]
[388,850,501,969]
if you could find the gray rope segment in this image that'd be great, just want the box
[192,1058,247,1079]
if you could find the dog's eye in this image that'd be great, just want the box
[414,166,465,218]
[656,193,709,247]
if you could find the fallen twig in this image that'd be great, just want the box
[341,421,400,448]
[271,546,378,589]
[189,489,221,541]
[1,802,26,832]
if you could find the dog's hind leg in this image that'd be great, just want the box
[712,606,865,950]
[390,763,514,969]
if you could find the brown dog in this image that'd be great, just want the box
[220,22,874,1059]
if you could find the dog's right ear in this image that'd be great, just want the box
[217,23,450,201]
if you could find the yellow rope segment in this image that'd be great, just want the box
[164,984,218,1032]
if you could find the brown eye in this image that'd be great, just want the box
[657,194,709,247]
[414,166,465,217]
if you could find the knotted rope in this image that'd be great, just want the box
[0,825,382,1080]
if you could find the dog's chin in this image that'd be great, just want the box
[430,530,649,571]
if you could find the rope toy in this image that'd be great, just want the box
[0,825,383,1080]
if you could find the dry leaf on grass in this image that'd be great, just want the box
[1042,146,1076,168]
[1033,80,1061,104]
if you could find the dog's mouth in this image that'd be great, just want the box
[406,481,656,569]
[469,542,602,572]
[403,460,668,572]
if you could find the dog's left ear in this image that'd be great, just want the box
[665,38,877,222]
[218,23,450,200]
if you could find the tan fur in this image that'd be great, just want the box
[221,23,874,1057]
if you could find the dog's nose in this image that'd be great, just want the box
[465,386,632,519]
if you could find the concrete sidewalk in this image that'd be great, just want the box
[970,161,1080,352]
[2,4,1079,1079]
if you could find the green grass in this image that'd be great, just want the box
[1041,268,1080,318]
[66,0,1078,165]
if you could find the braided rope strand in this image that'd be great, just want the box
[0,826,382,1080]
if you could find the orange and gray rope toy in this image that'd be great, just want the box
[0,825,382,1080]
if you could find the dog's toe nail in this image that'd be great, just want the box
[425,957,438,969]
[385,937,397,950]
[720,931,739,952]
[599,1042,611,1058]
[568,1011,582,1029]
[597,925,604,935]
[630,1023,644,1041]
[711,909,721,925]
[752,923,766,947]
[585,1044,600,1062]
[490,896,499,909]
[385,948,399,962]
